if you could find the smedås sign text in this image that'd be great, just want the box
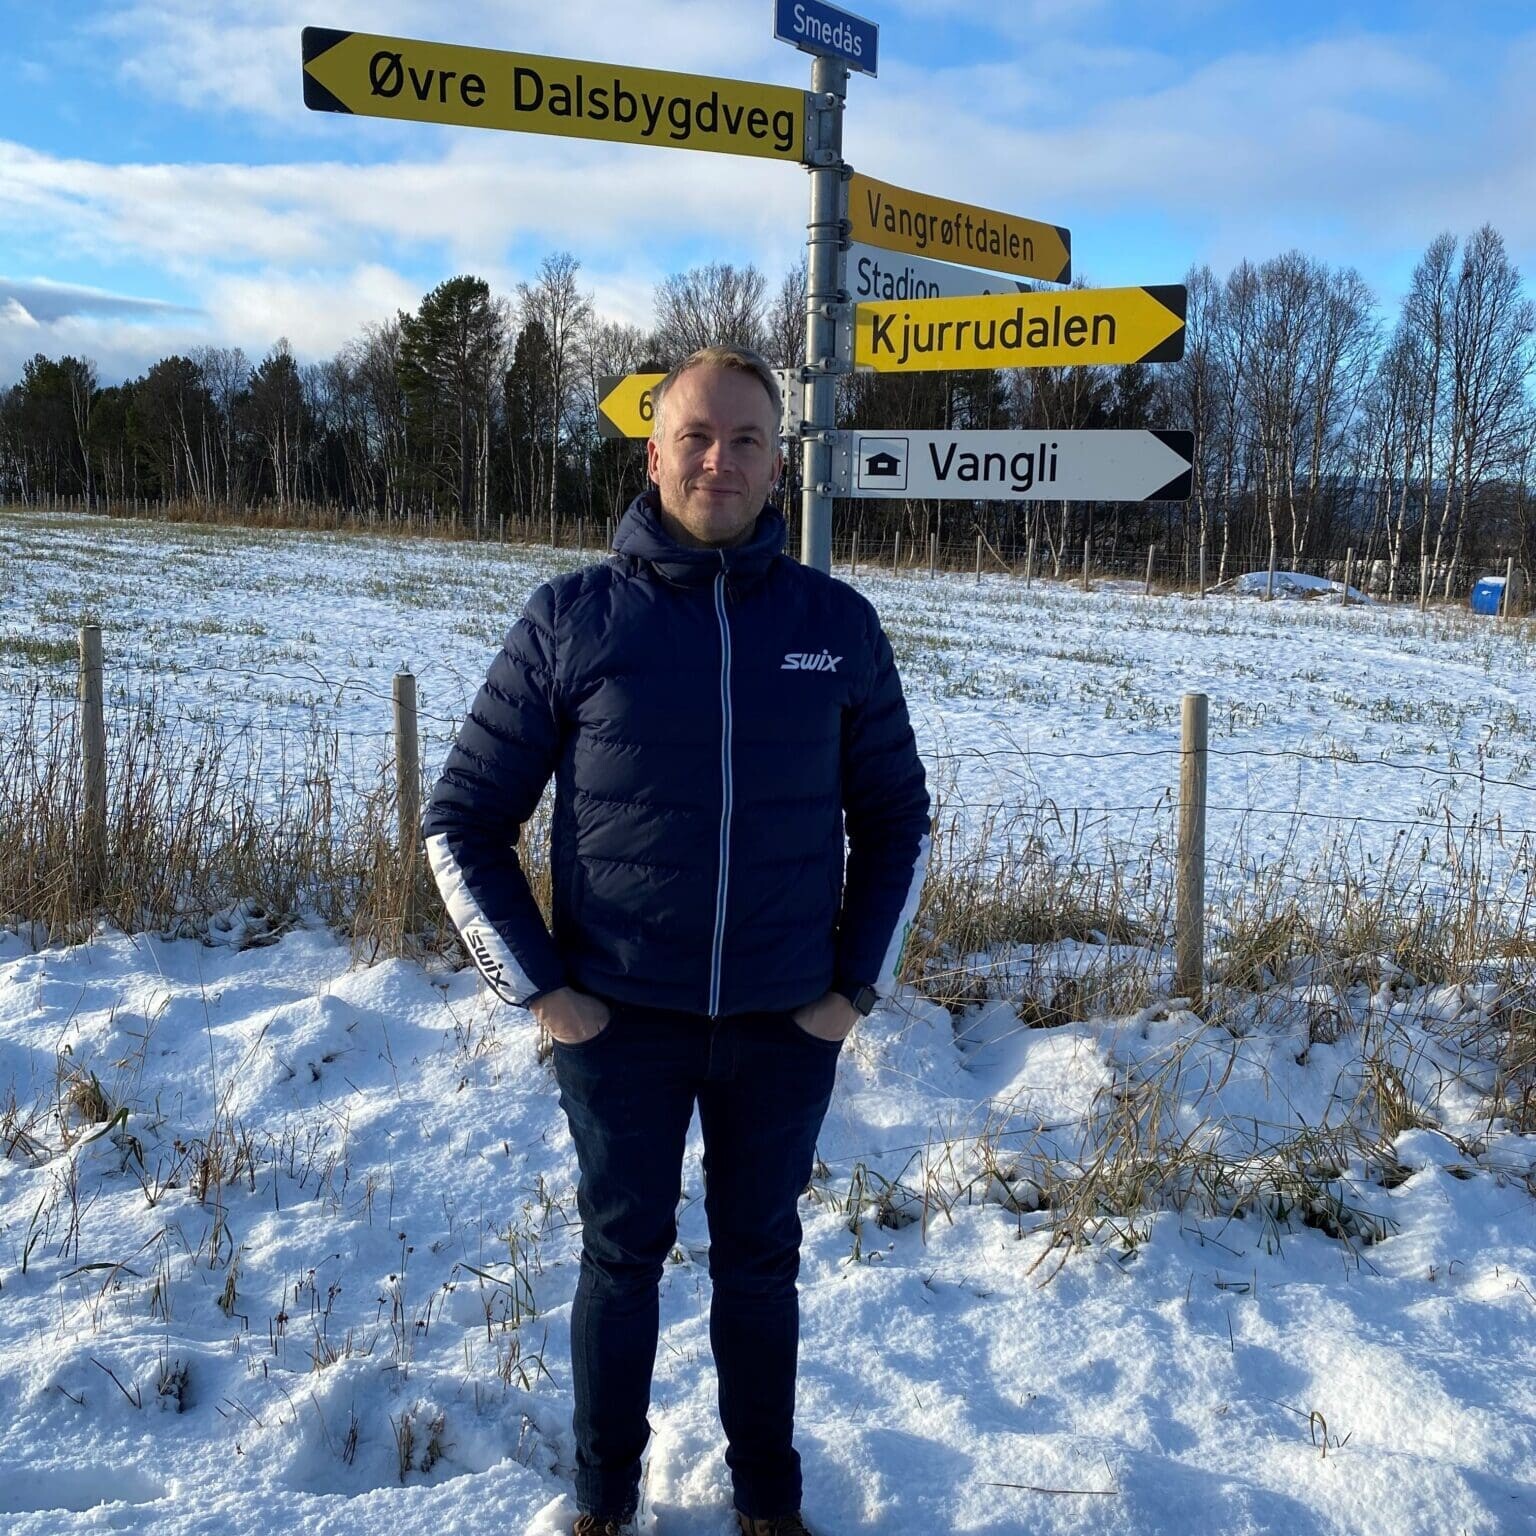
[773,0,878,77]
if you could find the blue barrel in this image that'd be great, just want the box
[1470,577,1505,615]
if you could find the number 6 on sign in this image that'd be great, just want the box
[597,373,666,440]
[597,368,804,440]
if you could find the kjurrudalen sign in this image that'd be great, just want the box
[848,174,1072,285]
[302,28,807,160]
[854,286,1187,372]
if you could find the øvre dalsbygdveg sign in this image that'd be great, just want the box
[302,28,808,160]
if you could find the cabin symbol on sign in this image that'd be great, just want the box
[857,437,908,492]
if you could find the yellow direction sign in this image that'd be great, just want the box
[596,373,666,440]
[597,368,804,439]
[302,28,806,161]
[848,174,1071,285]
[853,285,1186,373]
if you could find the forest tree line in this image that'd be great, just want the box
[1,227,1532,593]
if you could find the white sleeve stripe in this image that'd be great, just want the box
[874,830,931,995]
[424,833,535,1004]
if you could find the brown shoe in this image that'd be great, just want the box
[572,1517,635,1536]
[736,1513,814,1535]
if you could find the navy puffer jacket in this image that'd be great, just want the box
[423,491,930,1018]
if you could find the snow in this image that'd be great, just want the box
[1216,569,1370,602]
[1,509,1534,1535]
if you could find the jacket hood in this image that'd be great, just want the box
[612,489,786,587]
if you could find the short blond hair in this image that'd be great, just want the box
[650,346,781,438]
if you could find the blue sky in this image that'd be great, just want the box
[2,0,1533,382]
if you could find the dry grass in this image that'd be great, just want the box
[902,797,1162,1020]
[12,495,607,551]
[0,684,475,960]
[873,776,1535,1274]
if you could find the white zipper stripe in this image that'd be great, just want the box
[709,565,733,1015]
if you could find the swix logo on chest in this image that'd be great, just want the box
[781,650,842,672]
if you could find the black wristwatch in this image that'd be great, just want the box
[837,983,878,1017]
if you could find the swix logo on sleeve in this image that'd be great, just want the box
[781,650,842,672]
[467,926,506,986]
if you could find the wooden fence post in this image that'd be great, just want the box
[394,671,421,931]
[1342,546,1354,607]
[1081,537,1091,593]
[1504,555,1518,618]
[929,532,937,577]
[1175,692,1208,1008]
[1266,543,1278,601]
[892,529,901,574]
[850,527,859,578]
[975,532,982,583]
[1144,543,1156,595]
[1025,533,1036,588]
[79,624,106,886]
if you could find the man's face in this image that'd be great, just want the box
[646,366,783,549]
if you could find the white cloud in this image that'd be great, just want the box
[850,30,1536,280]
[93,0,804,127]
[204,264,422,355]
[0,133,804,276]
[0,276,188,323]
[1,298,42,330]
[6,4,1535,384]
[0,264,417,382]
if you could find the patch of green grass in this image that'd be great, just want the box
[0,634,76,666]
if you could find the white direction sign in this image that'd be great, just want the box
[836,429,1194,502]
[847,242,1027,303]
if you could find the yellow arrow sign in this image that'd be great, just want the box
[302,28,806,161]
[848,174,1071,285]
[596,373,666,440]
[853,285,1186,373]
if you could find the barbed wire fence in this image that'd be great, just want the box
[1,627,1533,1008]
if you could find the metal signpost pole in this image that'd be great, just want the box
[801,54,848,574]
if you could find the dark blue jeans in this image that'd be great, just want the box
[551,1000,843,1522]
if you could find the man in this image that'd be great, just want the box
[423,346,929,1536]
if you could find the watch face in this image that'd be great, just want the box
[852,985,878,1016]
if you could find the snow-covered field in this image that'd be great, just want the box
[1,508,1534,1535]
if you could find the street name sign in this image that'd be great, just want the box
[597,368,804,440]
[302,28,807,160]
[848,241,1027,303]
[837,429,1194,502]
[848,173,1071,285]
[853,285,1187,372]
[773,0,878,77]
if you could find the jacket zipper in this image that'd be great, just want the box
[708,560,733,1015]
